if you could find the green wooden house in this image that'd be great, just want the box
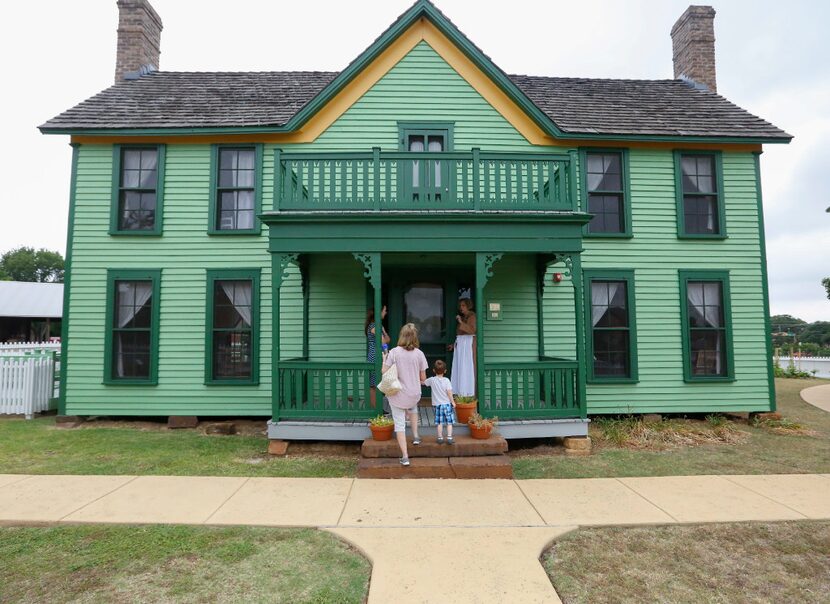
[40,1,790,440]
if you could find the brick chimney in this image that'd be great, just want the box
[114,0,163,82]
[671,5,716,92]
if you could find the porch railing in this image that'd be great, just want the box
[276,359,377,420]
[482,357,583,419]
[274,149,576,212]
[275,356,584,421]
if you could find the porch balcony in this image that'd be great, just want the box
[274,148,577,212]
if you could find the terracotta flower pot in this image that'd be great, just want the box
[455,400,477,425]
[469,423,493,440]
[370,424,394,441]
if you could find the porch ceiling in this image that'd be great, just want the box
[261,211,590,253]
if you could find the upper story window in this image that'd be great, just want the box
[104,269,161,384]
[111,146,165,235]
[679,270,734,381]
[675,151,726,238]
[582,150,630,236]
[209,145,262,235]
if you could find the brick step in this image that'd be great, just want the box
[361,435,508,458]
[357,455,513,479]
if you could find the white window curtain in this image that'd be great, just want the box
[410,138,424,187]
[428,138,443,188]
[221,281,252,327]
[116,282,152,377]
[688,282,722,374]
[592,282,620,327]
[118,282,152,328]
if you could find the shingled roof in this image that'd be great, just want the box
[39,0,790,141]
[509,75,790,139]
[40,70,790,140]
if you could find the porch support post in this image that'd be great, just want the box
[271,253,299,421]
[475,252,503,414]
[570,253,588,418]
[299,256,310,359]
[353,253,382,401]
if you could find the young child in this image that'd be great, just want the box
[423,360,456,444]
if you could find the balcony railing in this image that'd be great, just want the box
[274,148,576,212]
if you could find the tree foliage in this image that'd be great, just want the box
[770,314,807,333]
[823,277,830,301]
[0,247,65,283]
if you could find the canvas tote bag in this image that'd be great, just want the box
[377,363,402,396]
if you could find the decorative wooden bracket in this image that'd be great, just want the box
[274,253,299,288]
[479,252,504,288]
[352,252,381,289]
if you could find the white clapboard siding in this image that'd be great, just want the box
[0,354,56,418]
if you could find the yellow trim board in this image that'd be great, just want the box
[73,18,554,146]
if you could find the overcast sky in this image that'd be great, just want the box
[0,0,827,320]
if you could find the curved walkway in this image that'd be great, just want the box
[1,473,829,603]
[801,383,830,412]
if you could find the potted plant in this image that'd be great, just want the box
[368,414,394,441]
[468,413,498,440]
[454,395,478,424]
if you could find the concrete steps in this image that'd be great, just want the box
[358,435,513,479]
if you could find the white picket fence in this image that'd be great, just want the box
[777,356,830,379]
[0,342,61,418]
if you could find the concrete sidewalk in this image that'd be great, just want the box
[1,473,828,603]
[801,383,830,412]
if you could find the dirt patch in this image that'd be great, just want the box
[61,417,269,437]
[590,415,750,450]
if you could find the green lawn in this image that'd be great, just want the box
[0,525,370,604]
[2,379,827,479]
[0,417,356,477]
[544,521,830,604]
[513,378,830,478]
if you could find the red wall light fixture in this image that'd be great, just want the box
[552,272,564,283]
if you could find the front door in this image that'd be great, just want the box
[387,273,473,397]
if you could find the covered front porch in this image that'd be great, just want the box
[264,223,590,441]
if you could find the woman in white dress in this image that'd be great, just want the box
[449,298,476,396]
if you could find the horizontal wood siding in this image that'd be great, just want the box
[483,255,538,363]
[307,255,366,362]
[66,144,275,415]
[543,262,577,359]
[581,150,772,413]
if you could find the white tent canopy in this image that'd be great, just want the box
[0,281,63,318]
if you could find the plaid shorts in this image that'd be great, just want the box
[434,403,456,425]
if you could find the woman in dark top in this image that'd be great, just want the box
[365,305,390,408]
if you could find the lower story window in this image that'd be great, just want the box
[680,271,733,381]
[206,270,259,384]
[105,270,160,384]
[586,271,637,382]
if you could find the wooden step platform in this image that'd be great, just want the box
[361,435,508,458]
[357,455,513,479]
